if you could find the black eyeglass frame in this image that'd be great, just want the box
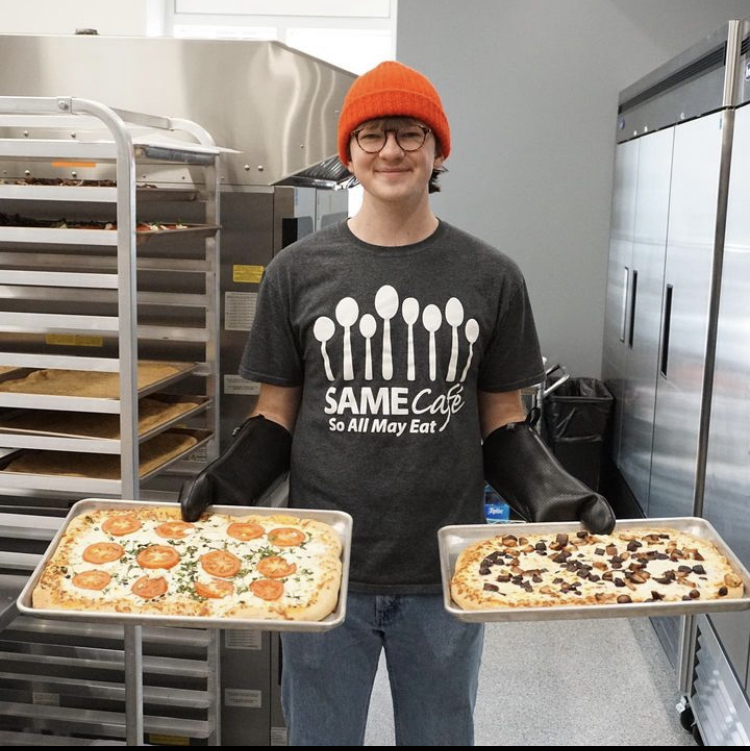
[351,124,432,154]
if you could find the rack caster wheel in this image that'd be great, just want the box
[679,704,694,731]
[691,722,704,745]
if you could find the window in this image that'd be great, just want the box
[166,0,397,73]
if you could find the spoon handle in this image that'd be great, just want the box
[447,326,459,381]
[343,327,353,380]
[365,338,373,381]
[321,343,334,382]
[460,342,474,382]
[382,320,393,380]
[407,324,415,381]
[429,333,436,381]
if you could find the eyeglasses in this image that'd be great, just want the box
[352,124,431,153]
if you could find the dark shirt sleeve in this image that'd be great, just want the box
[477,276,545,392]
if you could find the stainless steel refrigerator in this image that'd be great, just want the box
[602,18,750,744]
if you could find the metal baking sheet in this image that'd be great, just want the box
[17,498,352,632]
[0,428,213,493]
[439,518,750,623]
[0,394,210,443]
[135,224,220,245]
[0,361,200,409]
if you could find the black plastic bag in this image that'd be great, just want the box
[542,378,613,491]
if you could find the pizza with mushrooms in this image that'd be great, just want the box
[32,506,343,622]
[450,528,744,610]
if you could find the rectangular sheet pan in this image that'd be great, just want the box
[17,498,351,632]
[439,518,750,622]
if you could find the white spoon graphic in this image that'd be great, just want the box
[313,316,335,381]
[359,314,377,381]
[422,304,442,382]
[335,297,359,380]
[401,297,420,381]
[460,319,479,382]
[445,297,465,381]
[374,285,399,380]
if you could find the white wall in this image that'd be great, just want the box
[397,0,750,377]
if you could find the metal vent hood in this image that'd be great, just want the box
[616,18,750,144]
[0,35,355,189]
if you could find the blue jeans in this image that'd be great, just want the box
[280,593,484,746]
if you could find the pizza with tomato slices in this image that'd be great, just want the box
[32,506,343,622]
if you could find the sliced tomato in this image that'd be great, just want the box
[132,575,168,599]
[257,555,297,579]
[82,542,125,564]
[136,545,181,570]
[250,578,284,601]
[194,579,235,599]
[102,514,141,536]
[268,527,306,547]
[227,522,264,541]
[155,521,194,540]
[201,550,241,578]
[72,570,111,591]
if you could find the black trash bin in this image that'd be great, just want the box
[542,376,614,492]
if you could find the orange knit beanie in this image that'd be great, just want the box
[337,61,450,164]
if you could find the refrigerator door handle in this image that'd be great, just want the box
[628,269,638,348]
[660,283,674,378]
[620,266,630,343]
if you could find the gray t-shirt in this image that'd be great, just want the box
[240,220,544,594]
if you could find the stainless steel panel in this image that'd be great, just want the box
[703,100,750,691]
[649,112,725,520]
[691,614,750,745]
[0,35,354,188]
[619,127,673,511]
[602,139,638,467]
[616,22,732,143]
[438,517,750,623]
[734,19,750,106]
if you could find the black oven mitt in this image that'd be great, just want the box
[483,416,615,534]
[180,415,292,522]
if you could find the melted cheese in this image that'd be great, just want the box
[56,511,339,615]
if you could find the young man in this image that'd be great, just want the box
[181,61,614,746]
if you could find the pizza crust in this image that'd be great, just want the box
[3,432,198,478]
[32,506,343,622]
[450,528,745,611]
[0,397,201,439]
[0,362,182,398]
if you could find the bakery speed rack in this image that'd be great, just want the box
[0,96,221,500]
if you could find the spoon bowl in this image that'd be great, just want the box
[335,297,360,327]
[359,314,377,338]
[445,297,464,327]
[402,297,420,325]
[422,304,442,332]
[313,316,335,342]
[374,285,400,320]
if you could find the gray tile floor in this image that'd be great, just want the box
[364,617,697,746]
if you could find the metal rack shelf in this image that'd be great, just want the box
[0,427,213,495]
[0,97,222,745]
[0,184,201,203]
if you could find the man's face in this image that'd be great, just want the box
[346,117,444,205]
